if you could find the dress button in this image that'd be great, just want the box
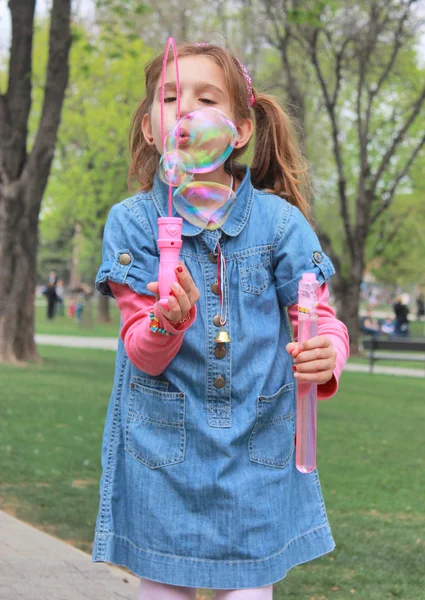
[214,375,226,389]
[211,282,219,295]
[313,251,323,264]
[213,314,222,327]
[208,251,218,263]
[119,253,131,266]
[214,344,226,359]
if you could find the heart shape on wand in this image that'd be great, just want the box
[166,225,178,236]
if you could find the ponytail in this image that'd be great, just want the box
[250,93,312,223]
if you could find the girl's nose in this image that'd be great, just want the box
[177,97,197,119]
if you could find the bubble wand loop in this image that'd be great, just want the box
[296,273,319,474]
[157,37,183,310]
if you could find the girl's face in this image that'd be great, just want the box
[142,55,252,157]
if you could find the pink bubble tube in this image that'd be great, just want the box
[296,272,319,474]
[157,37,183,310]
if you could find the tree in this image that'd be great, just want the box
[261,0,425,353]
[0,0,71,362]
[39,26,154,322]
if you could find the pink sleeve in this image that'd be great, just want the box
[109,281,197,376]
[287,283,350,400]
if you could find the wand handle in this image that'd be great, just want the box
[157,217,183,310]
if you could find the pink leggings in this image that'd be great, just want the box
[139,579,273,599]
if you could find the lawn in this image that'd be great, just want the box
[1,346,424,599]
[35,302,121,337]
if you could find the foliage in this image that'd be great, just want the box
[37,24,154,284]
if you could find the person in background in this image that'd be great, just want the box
[48,270,57,285]
[381,317,395,336]
[56,279,65,317]
[43,282,59,320]
[362,311,381,337]
[393,296,409,337]
[416,294,425,322]
[75,296,84,322]
[68,299,76,319]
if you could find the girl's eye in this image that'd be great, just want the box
[164,97,176,103]
[200,98,216,105]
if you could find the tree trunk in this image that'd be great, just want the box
[0,184,39,362]
[0,0,71,363]
[332,271,363,357]
[97,293,111,323]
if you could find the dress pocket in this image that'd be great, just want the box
[248,382,295,469]
[237,256,270,295]
[125,378,186,469]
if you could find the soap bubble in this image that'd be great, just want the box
[173,181,237,231]
[158,149,194,186]
[167,108,237,174]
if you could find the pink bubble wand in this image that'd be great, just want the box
[157,37,183,310]
[296,272,319,474]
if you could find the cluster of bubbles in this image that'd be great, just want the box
[159,107,238,230]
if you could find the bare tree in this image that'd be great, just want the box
[0,0,72,362]
[261,0,425,353]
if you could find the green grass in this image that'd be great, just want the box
[350,356,425,370]
[35,303,121,337]
[1,347,425,599]
[0,346,116,552]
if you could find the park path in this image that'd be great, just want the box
[0,510,140,600]
[35,334,425,378]
[0,510,211,600]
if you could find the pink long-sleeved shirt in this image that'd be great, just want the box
[109,280,349,399]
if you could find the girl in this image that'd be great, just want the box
[93,42,349,600]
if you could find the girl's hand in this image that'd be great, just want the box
[286,336,336,385]
[147,262,200,324]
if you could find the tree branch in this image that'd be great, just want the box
[24,0,72,196]
[3,0,36,179]
[370,81,425,195]
[309,29,355,260]
[364,0,415,142]
[369,132,425,226]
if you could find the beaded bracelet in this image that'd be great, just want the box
[149,310,172,336]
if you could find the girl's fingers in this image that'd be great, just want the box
[146,281,160,300]
[302,336,331,351]
[170,282,191,316]
[175,263,200,304]
[294,358,332,374]
[295,347,333,364]
[294,370,333,384]
[157,295,182,322]
[286,342,304,357]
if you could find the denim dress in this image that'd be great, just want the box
[92,167,336,589]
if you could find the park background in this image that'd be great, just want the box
[1,1,425,599]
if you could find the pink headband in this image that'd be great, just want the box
[194,43,255,110]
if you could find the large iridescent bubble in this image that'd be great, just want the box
[166,107,237,174]
[173,181,237,231]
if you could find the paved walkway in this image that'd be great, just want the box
[35,334,425,378]
[35,334,118,350]
[0,510,140,600]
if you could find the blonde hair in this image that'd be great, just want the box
[128,43,312,221]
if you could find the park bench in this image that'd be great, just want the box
[362,337,425,374]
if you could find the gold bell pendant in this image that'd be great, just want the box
[215,329,231,344]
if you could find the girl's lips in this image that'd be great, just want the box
[176,127,190,146]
